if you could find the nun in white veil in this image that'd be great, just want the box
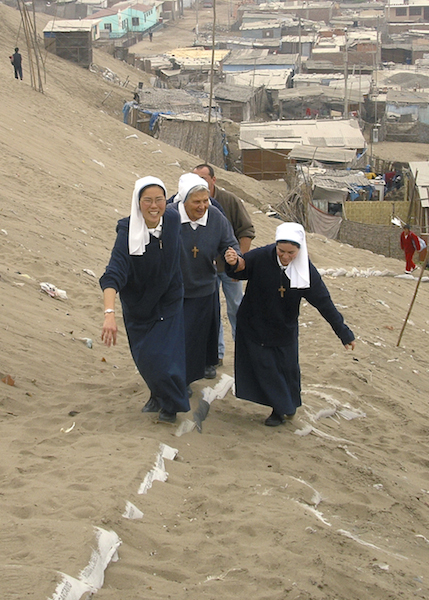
[100,176,189,424]
[171,173,241,386]
[225,222,355,427]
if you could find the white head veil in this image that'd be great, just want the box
[275,222,310,289]
[128,176,167,255]
[173,173,209,203]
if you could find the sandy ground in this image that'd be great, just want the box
[1,4,429,600]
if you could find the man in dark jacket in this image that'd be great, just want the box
[11,48,23,80]
[193,164,255,372]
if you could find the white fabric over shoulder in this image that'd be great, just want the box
[275,222,310,289]
[128,176,167,255]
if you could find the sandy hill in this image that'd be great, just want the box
[1,4,429,599]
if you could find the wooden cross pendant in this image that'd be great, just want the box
[192,245,199,258]
[278,285,286,298]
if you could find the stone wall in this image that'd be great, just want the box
[338,220,404,260]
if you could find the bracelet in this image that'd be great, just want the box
[104,309,115,314]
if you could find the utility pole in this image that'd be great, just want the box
[344,27,348,118]
[204,0,216,163]
[298,17,302,74]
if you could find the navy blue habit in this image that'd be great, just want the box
[171,204,240,384]
[227,244,355,417]
[99,206,190,414]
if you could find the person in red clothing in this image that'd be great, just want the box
[400,224,420,273]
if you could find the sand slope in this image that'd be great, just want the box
[1,5,429,599]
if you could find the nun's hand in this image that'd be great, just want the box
[344,340,356,351]
[224,247,238,265]
[101,314,118,347]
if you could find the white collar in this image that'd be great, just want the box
[178,202,208,229]
[147,217,163,238]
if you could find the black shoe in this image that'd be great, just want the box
[158,408,177,424]
[264,410,286,427]
[204,365,217,379]
[141,395,161,413]
[187,385,193,398]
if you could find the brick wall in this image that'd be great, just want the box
[337,200,423,260]
[338,220,404,259]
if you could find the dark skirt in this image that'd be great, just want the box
[234,322,301,416]
[125,311,190,414]
[183,292,220,385]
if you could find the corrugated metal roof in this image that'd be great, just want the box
[225,68,292,90]
[240,21,282,30]
[239,119,366,150]
[222,51,298,66]
[44,19,99,31]
[311,170,374,190]
[386,90,429,105]
[289,145,356,162]
[409,161,429,201]
[214,84,261,102]
[278,85,366,103]
[164,47,230,69]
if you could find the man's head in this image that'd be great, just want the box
[403,224,411,233]
[15,47,19,53]
[193,164,215,196]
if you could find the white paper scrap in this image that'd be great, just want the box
[159,443,178,461]
[137,443,178,493]
[338,529,407,560]
[202,386,218,405]
[138,465,168,495]
[49,528,121,600]
[122,501,144,519]
[175,419,196,436]
[213,374,234,399]
[79,527,121,590]
[50,573,92,600]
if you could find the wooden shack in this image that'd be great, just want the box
[43,20,100,68]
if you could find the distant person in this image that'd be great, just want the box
[384,170,397,191]
[10,47,22,80]
[149,31,153,42]
[193,164,255,372]
[100,176,190,424]
[225,222,355,427]
[364,164,376,180]
[400,224,421,274]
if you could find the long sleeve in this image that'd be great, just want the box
[303,264,355,345]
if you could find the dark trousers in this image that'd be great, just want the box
[14,65,23,80]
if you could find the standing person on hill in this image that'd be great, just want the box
[10,48,23,80]
[172,173,241,387]
[225,222,355,427]
[193,164,255,373]
[99,176,190,424]
[400,224,420,274]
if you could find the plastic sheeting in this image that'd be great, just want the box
[307,202,342,239]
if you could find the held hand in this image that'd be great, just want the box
[101,314,118,347]
[224,246,238,265]
[344,340,356,351]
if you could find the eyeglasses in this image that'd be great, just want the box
[140,197,166,206]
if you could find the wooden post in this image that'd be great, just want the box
[397,250,429,347]
[204,0,216,163]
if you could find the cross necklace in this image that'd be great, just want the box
[278,268,287,298]
[189,225,201,259]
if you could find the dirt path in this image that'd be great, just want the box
[131,1,232,55]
